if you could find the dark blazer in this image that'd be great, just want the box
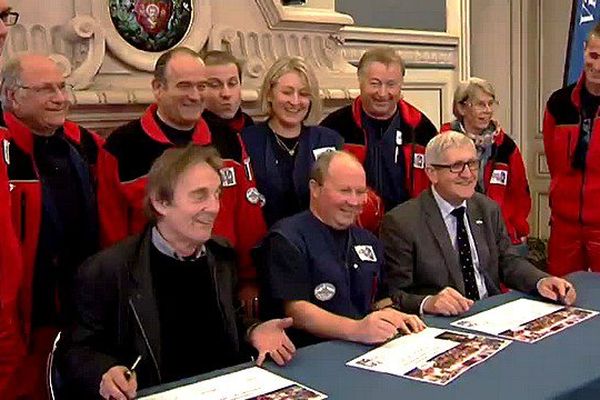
[381,188,548,314]
[56,228,249,398]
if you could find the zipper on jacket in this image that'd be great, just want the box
[20,192,26,243]
[129,299,162,384]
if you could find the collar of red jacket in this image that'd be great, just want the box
[140,103,211,145]
[3,111,81,155]
[351,96,417,130]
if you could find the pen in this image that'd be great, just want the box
[559,286,571,304]
[124,355,142,381]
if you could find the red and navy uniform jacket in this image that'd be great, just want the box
[241,123,343,227]
[1,111,116,345]
[440,122,531,243]
[0,126,25,398]
[321,97,437,213]
[202,110,268,278]
[543,73,600,226]
[102,104,265,279]
[101,103,211,247]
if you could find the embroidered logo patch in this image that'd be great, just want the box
[490,169,508,185]
[246,187,266,207]
[354,245,377,262]
[219,167,237,187]
[413,153,425,169]
[396,130,403,145]
[314,282,336,301]
[312,146,336,160]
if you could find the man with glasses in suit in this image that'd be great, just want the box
[381,131,576,316]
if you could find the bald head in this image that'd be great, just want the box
[1,53,70,135]
[310,151,367,230]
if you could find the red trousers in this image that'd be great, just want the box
[548,217,600,276]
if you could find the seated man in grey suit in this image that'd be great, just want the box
[381,131,576,316]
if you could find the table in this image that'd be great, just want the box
[139,271,600,399]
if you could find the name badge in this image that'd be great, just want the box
[314,283,336,301]
[219,167,237,187]
[2,139,9,165]
[413,153,425,169]
[490,169,508,186]
[396,130,403,145]
[354,245,377,262]
[312,147,336,160]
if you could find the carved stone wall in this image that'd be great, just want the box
[6,0,467,133]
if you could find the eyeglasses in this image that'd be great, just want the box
[0,10,19,26]
[464,99,499,111]
[18,82,74,97]
[431,159,480,174]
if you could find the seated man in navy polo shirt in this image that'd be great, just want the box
[260,151,425,347]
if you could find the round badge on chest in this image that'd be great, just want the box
[314,282,336,301]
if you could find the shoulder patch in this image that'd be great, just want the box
[219,167,237,187]
[490,169,508,185]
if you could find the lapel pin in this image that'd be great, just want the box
[475,220,483,225]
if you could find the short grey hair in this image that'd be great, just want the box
[0,56,24,110]
[425,131,476,167]
[452,77,496,118]
[310,150,362,185]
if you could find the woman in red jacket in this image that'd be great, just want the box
[441,77,531,251]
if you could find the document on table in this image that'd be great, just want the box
[138,367,327,400]
[451,298,599,343]
[347,327,511,386]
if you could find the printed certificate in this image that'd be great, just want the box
[347,328,510,385]
[139,367,327,400]
[452,298,599,343]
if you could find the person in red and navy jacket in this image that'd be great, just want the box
[0,54,118,399]
[543,23,600,275]
[0,4,26,400]
[102,48,267,304]
[441,77,531,249]
[241,56,343,228]
[201,50,267,309]
[320,47,437,227]
[101,48,211,247]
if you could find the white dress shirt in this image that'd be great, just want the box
[431,187,488,299]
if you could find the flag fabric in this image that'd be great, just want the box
[565,1,600,86]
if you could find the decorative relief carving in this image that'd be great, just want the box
[6,17,105,90]
[208,25,357,100]
[91,0,211,71]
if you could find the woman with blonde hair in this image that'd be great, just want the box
[241,56,343,226]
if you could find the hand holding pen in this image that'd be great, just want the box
[99,355,141,400]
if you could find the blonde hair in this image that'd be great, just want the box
[259,56,322,123]
[452,77,496,118]
[425,131,476,167]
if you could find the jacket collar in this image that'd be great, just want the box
[140,103,212,145]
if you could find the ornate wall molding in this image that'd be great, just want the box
[254,0,354,32]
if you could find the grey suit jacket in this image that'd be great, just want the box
[381,188,548,314]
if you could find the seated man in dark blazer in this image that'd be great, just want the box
[381,131,576,316]
[57,145,295,400]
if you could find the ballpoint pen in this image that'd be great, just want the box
[124,355,142,381]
